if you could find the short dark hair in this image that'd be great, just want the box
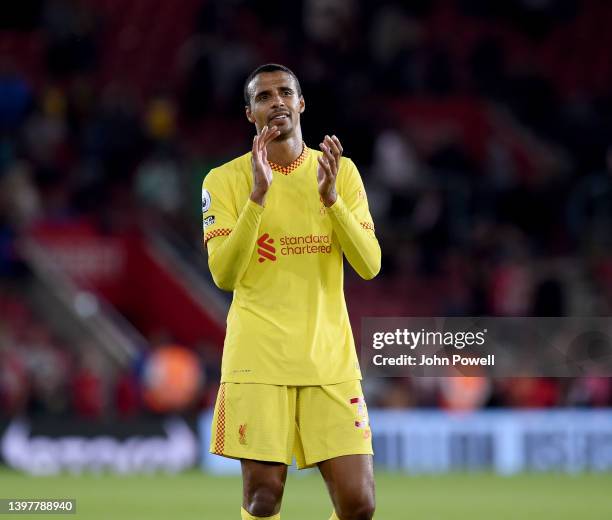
[243,63,302,106]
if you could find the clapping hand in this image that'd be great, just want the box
[317,135,343,207]
[250,125,280,206]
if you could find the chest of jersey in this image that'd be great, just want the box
[264,169,334,261]
[240,160,338,269]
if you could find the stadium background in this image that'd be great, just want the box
[1,0,612,518]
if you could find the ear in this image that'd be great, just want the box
[245,105,255,123]
[299,96,305,114]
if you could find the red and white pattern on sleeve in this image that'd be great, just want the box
[205,228,232,244]
[360,222,375,231]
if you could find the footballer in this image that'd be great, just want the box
[202,63,381,520]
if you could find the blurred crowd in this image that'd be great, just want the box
[2,0,612,418]
[0,280,221,418]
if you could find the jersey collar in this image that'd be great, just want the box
[269,143,309,175]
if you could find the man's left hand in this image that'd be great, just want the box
[317,135,343,207]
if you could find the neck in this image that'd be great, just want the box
[266,129,304,167]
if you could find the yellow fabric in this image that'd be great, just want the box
[240,507,280,520]
[329,512,340,520]
[206,199,264,291]
[202,147,380,385]
[327,195,380,279]
[209,381,373,469]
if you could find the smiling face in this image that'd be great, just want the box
[245,71,305,140]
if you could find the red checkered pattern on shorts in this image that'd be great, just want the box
[213,384,226,454]
[205,228,232,245]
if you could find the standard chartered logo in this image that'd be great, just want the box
[257,232,332,263]
[257,233,276,263]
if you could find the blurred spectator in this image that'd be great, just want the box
[369,3,425,94]
[84,84,144,180]
[567,145,612,248]
[23,325,70,416]
[0,340,28,416]
[566,377,612,407]
[114,369,140,418]
[439,376,492,411]
[372,130,424,222]
[144,95,177,143]
[72,351,107,419]
[141,345,202,414]
[22,86,70,168]
[0,161,42,229]
[42,0,99,77]
[500,378,561,408]
[0,59,33,132]
[135,149,182,216]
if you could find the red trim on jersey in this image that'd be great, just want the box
[205,228,232,244]
[269,144,309,175]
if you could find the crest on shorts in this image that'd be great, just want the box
[350,396,371,439]
[239,423,247,445]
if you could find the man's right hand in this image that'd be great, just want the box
[250,125,280,206]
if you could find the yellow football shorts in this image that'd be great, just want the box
[209,380,373,469]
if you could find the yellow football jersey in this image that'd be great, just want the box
[202,145,379,385]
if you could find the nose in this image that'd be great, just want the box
[271,93,285,108]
